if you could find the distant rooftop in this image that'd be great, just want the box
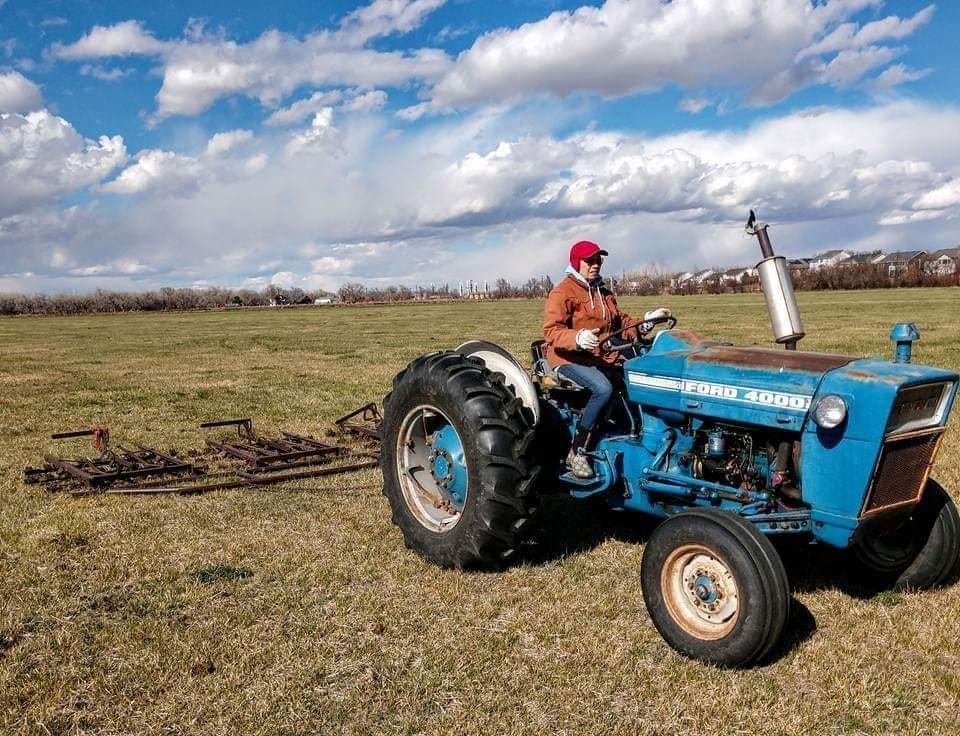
[810,249,848,260]
[846,251,883,264]
[879,250,926,264]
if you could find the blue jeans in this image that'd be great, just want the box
[557,363,614,431]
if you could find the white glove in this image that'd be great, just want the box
[643,307,672,322]
[576,328,600,350]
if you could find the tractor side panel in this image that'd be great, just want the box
[625,350,827,431]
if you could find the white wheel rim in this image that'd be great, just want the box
[661,544,740,640]
[395,404,466,533]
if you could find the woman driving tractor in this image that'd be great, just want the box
[543,240,669,479]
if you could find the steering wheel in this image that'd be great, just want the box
[601,315,677,354]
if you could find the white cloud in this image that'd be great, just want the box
[100,149,203,195]
[342,89,387,112]
[0,110,126,217]
[52,20,166,59]
[817,45,901,88]
[243,153,268,174]
[876,209,944,226]
[870,63,931,91]
[264,90,343,126]
[799,5,934,58]
[0,206,91,248]
[70,258,151,276]
[913,180,960,211]
[79,64,135,81]
[266,88,386,125]
[678,97,711,114]
[270,270,296,287]
[310,255,355,273]
[155,32,447,119]
[285,109,341,156]
[338,0,447,45]
[205,129,253,157]
[439,104,957,229]
[51,2,450,119]
[419,0,931,112]
[101,129,257,196]
[0,70,43,113]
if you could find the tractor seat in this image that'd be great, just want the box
[530,340,588,391]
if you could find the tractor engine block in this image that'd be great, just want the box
[685,426,779,493]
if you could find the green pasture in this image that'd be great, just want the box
[2,288,959,735]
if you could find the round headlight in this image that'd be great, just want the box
[814,395,847,429]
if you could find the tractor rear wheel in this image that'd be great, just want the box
[640,509,790,667]
[853,479,960,591]
[380,351,540,569]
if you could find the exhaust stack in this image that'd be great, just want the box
[746,210,804,350]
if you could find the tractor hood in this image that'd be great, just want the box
[624,329,958,433]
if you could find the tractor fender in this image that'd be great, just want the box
[456,340,541,425]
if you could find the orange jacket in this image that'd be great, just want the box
[543,274,637,367]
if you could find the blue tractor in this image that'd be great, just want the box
[379,213,959,667]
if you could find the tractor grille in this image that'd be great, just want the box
[886,381,951,435]
[863,429,944,515]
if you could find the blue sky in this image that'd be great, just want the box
[1,1,958,293]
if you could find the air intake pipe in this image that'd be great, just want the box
[746,210,804,350]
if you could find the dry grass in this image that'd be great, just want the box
[2,288,960,735]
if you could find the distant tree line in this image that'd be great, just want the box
[3,261,957,317]
[792,263,959,291]
[492,275,555,299]
[684,263,958,295]
[609,264,675,295]
[337,283,421,303]
[0,284,334,316]
[335,275,557,303]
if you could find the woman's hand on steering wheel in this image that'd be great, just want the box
[600,310,677,353]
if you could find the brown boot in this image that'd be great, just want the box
[566,448,595,479]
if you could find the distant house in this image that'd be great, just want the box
[671,271,695,289]
[314,297,334,305]
[721,267,757,284]
[924,247,960,275]
[693,268,717,284]
[787,258,811,271]
[843,251,885,266]
[878,250,927,277]
[808,250,852,270]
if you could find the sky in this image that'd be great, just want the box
[1,0,958,294]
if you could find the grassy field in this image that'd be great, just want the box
[2,287,960,736]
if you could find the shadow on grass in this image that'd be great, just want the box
[525,496,930,601]
[190,563,254,585]
[519,493,658,565]
[774,539,897,600]
[760,597,817,665]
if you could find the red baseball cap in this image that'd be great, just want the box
[569,240,608,270]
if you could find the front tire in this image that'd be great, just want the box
[641,509,790,667]
[381,352,540,569]
[853,479,960,591]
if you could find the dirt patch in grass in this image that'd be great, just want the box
[190,564,255,585]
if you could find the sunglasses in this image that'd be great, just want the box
[584,256,604,266]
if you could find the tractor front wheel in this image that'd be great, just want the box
[380,351,540,569]
[853,479,960,591]
[640,509,790,667]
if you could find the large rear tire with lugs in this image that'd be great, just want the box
[380,351,540,570]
